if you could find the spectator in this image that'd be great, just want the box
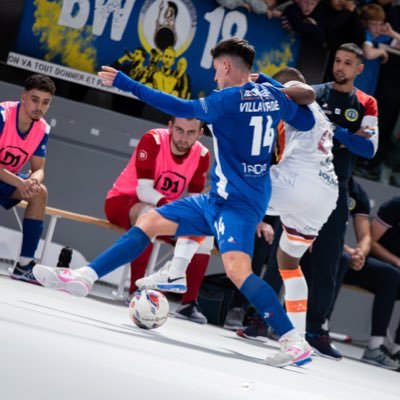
[355,0,400,183]
[332,182,400,370]
[282,0,326,47]
[104,116,212,323]
[216,0,273,14]
[354,4,396,96]
[0,74,56,283]
[321,0,364,81]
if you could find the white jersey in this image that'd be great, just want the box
[279,101,336,181]
[268,99,339,237]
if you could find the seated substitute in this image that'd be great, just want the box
[104,116,212,323]
[0,74,56,283]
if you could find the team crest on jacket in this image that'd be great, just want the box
[344,108,358,122]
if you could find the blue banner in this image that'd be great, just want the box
[8,0,299,98]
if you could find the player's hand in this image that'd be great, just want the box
[349,248,365,271]
[17,179,39,199]
[256,222,274,244]
[98,66,119,86]
[354,126,375,138]
[250,73,259,82]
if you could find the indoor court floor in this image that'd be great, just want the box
[0,274,398,400]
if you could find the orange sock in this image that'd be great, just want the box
[279,267,308,335]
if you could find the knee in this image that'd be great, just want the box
[29,184,48,206]
[136,209,162,236]
[222,253,252,287]
[383,267,400,287]
[137,209,158,222]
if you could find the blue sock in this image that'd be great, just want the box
[21,218,44,259]
[89,227,151,278]
[240,273,294,337]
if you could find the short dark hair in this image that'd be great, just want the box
[24,74,56,95]
[211,37,255,70]
[170,116,203,130]
[337,43,363,63]
[272,67,306,84]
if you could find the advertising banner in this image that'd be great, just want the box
[7,0,299,99]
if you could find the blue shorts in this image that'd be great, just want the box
[157,193,260,256]
[0,173,26,209]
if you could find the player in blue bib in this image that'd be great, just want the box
[34,38,315,368]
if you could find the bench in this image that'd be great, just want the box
[14,203,373,310]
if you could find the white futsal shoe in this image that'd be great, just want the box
[136,261,187,293]
[265,332,313,368]
[33,265,93,297]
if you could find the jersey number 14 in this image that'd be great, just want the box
[250,115,275,156]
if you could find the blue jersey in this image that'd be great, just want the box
[192,83,302,217]
[113,72,314,219]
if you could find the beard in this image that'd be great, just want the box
[174,142,190,153]
[333,71,349,85]
[31,111,43,121]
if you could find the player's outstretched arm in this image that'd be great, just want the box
[98,66,197,118]
[281,82,315,105]
[255,73,315,105]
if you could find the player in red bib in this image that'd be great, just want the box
[105,116,212,323]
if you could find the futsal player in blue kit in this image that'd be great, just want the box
[33,38,315,368]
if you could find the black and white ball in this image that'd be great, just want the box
[129,290,169,329]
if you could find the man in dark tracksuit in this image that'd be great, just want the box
[300,43,379,359]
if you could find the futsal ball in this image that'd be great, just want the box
[129,290,169,329]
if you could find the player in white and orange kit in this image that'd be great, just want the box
[104,116,212,323]
[256,67,338,336]
[0,74,56,283]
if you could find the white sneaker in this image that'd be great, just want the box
[33,265,93,297]
[265,333,313,368]
[136,261,187,293]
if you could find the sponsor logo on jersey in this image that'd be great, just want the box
[227,236,236,243]
[344,108,359,122]
[242,162,268,176]
[0,146,28,169]
[240,87,272,100]
[318,170,338,187]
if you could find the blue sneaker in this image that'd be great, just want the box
[11,261,40,285]
[306,330,342,360]
[236,316,268,342]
